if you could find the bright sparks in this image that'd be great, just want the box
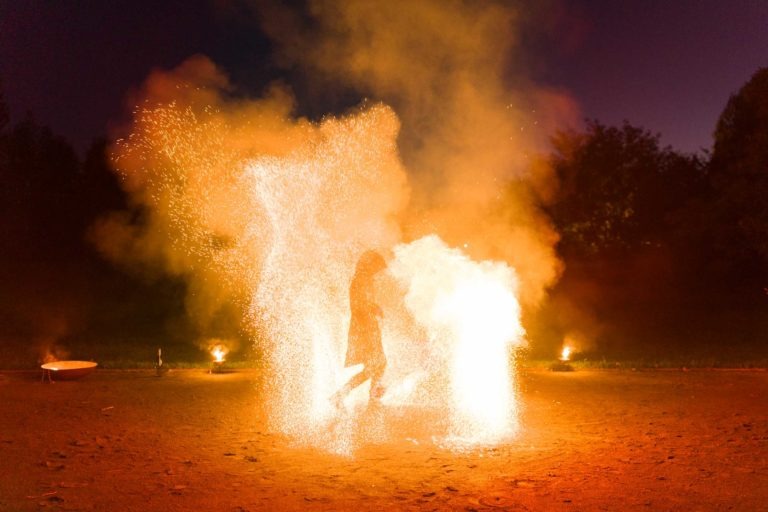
[108,58,530,454]
[440,272,522,441]
[211,345,227,363]
[389,235,526,445]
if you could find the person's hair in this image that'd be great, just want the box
[356,250,386,275]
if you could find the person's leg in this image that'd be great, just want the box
[369,359,386,400]
[331,365,371,406]
[342,365,372,394]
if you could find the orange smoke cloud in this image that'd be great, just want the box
[256,0,578,307]
[93,0,577,452]
[95,55,410,449]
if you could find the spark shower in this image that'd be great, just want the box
[96,0,571,453]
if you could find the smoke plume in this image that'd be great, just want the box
[257,0,576,306]
[94,0,576,450]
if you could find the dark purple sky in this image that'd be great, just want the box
[537,0,768,154]
[1,0,767,155]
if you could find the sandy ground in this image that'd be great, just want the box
[1,368,767,511]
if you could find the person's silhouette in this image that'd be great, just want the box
[332,250,388,407]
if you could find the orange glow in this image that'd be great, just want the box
[104,31,548,452]
[443,271,522,441]
[108,85,525,451]
[388,235,525,445]
[211,345,227,363]
[560,345,572,362]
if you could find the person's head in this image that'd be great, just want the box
[356,250,387,277]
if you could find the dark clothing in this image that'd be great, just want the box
[337,356,386,400]
[334,251,387,402]
[345,270,385,368]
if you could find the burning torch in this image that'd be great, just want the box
[209,345,228,373]
[551,343,575,372]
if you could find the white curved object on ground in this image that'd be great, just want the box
[41,361,98,381]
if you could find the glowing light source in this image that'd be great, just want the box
[211,345,227,363]
[389,235,526,445]
[560,345,572,362]
[108,60,531,453]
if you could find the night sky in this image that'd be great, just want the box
[1,0,767,155]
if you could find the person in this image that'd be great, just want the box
[332,250,388,407]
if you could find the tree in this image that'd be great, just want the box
[548,120,704,257]
[709,68,768,263]
[1,114,81,256]
[77,138,127,228]
[0,79,8,134]
[0,79,9,199]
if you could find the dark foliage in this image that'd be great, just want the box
[0,86,189,366]
[0,82,8,133]
[709,68,768,266]
[548,120,705,257]
[535,71,768,359]
[4,67,768,363]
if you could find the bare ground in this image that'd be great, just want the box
[1,368,767,511]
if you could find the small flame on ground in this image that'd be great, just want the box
[211,345,227,363]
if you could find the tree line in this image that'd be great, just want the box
[0,84,189,365]
[536,67,768,360]
[1,68,767,362]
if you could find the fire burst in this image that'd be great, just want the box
[107,57,528,454]
[388,236,525,445]
[211,345,227,363]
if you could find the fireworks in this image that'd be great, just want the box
[388,235,525,445]
[104,41,537,452]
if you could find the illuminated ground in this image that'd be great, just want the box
[1,368,767,511]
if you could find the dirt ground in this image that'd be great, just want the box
[1,368,767,511]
